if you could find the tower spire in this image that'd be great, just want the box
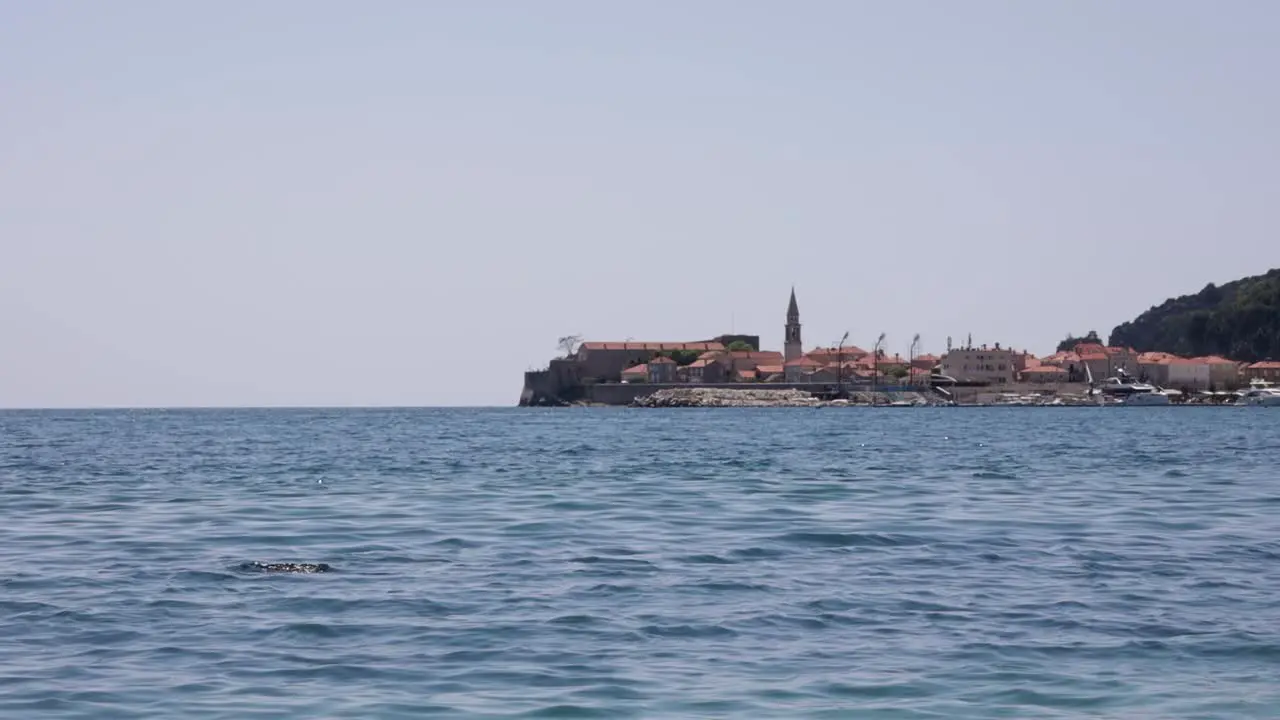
[784,286,802,363]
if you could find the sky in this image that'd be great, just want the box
[2,1,1278,407]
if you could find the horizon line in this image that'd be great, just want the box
[0,404,520,411]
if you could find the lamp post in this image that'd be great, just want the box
[835,331,849,399]
[909,333,921,388]
[872,332,886,405]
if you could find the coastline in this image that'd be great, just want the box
[622,387,1241,408]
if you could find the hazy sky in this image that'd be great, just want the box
[3,1,1277,407]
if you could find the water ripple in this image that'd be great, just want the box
[1,407,1279,718]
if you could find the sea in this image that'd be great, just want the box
[2,407,1279,719]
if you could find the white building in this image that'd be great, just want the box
[940,346,1016,384]
[1165,359,1211,389]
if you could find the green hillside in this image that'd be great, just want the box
[1108,269,1280,361]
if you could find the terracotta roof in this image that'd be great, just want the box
[854,355,905,368]
[622,364,647,375]
[1074,343,1106,355]
[580,342,725,352]
[1078,353,1107,361]
[1040,351,1080,365]
[785,357,823,368]
[1192,355,1236,365]
[686,359,711,368]
[1248,361,1280,369]
[1166,357,1207,365]
[737,369,757,379]
[648,356,676,365]
[756,364,784,375]
[807,346,869,359]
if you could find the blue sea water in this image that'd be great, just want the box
[2,407,1280,719]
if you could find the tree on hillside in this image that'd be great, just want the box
[726,340,754,352]
[1056,330,1101,353]
[656,349,700,366]
[1108,269,1280,361]
[556,335,582,358]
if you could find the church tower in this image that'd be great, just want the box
[784,287,802,363]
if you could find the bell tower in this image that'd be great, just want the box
[784,287,802,363]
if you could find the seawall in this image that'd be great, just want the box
[586,382,922,406]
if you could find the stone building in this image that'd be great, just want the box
[575,341,724,382]
[647,356,677,383]
[1246,361,1280,382]
[1073,343,1138,382]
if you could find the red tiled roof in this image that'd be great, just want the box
[1074,343,1106,355]
[729,350,783,360]
[737,369,758,379]
[622,364,647,375]
[686,359,711,368]
[785,357,823,367]
[580,342,725,352]
[756,364,784,375]
[807,346,869,359]
[1248,361,1280,369]
[1040,351,1080,365]
[1193,355,1236,365]
[1078,353,1107,361]
[648,356,676,365]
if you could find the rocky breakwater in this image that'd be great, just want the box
[633,387,819,408]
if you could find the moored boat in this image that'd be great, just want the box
[1238,379,1280,407]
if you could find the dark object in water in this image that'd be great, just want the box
[242,562,333,574]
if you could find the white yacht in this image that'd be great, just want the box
[1093,368,1171,405]
[1097,369,1160,396]
[1122,389,1172,406]
[1239,379,1280,407]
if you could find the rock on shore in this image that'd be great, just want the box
[632,387,819,408]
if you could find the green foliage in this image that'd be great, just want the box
[1057,330,1101,353]
[1108,270,1280,361]
[655,349,700,366]
[726,340,754,352]
[888,367,910,379]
